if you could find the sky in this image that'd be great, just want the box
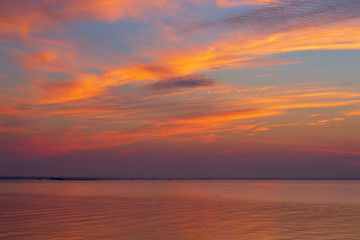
[0,0,359,178]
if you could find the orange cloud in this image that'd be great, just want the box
[176,108,281,125]
[346,110,360,116]
[19,50,76,73]
[2,1,360,158]
[0,104,23,115]
[38,74,105,104]
[219,148,234,154]
[14,5,360,105]
[253,127,270,132]
[3,81,359,156]
[104,20,360,93]
[0,0,177,39]
[0,0,213,40]
[217,0,278,7]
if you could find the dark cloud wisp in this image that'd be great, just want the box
[147,74,216,91]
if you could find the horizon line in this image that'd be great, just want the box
[1,176,360,181]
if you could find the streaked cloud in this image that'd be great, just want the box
[1,81,358,156]
[199,0,360,34]
[147,74,216,91]
[0,0,360,173]
[217,0,278,7]
[0,0,178,39]
[346,110,360,116]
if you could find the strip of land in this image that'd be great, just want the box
[0,177,360,181]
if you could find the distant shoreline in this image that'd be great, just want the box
[1,177,360,181]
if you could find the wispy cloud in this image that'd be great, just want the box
[1,0,360,162]
[147,74,216,91]
[0,0,176,39]
[346,110,360,116]
[197,0,360,34]
[217,0,279,7]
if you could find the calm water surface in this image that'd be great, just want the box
[0,180,360,239]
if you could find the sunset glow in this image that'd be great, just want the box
[0,0,359,177]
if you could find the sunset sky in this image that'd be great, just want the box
[0,0,359,178]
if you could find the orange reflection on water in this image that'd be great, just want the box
[1,180,360,239]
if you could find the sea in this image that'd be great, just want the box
[0,180,360,239]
